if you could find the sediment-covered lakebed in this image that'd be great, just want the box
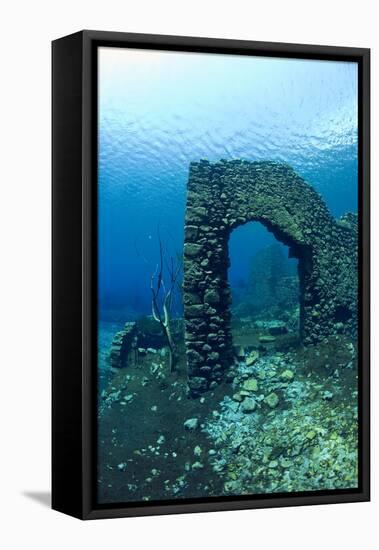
[97,325,358,503]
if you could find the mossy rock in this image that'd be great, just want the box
[280,369,294,381]
[264,392,279,408]
[259,335,277,343]
[246,351,259,366]
[242,378,258,392]
[184,243,203,258]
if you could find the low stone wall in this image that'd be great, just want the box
[183,159,358,395]
[109,321,137,369]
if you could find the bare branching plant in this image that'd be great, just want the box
[150,231,181,372]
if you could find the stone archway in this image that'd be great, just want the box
[183,159,358,395]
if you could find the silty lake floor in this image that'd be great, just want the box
[97,320,358,504]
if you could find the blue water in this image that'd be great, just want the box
[98,47,358,319]
[96,48,359,503]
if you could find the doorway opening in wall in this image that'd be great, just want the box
[228,222,300,351]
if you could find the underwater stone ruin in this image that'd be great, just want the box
[109,322,138,369]
[183,159,358,395]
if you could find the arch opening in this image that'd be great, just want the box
[228,222,301,346]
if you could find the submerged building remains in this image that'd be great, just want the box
[183,160,358,395]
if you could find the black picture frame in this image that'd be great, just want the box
[52,30,370,520]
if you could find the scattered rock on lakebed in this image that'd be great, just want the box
[259,335,277,343]
[242,378,258,392]
[184,417,199,430]
[232,392,244,402]
[246,351,259,366]
[194,445,202,456]
[280,369,294,381]
[264,392,279,408]
[321,390,334,401]
[241,397,257,413]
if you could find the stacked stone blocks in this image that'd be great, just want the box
[183,159,358,395]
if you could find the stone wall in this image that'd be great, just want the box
[109,322,137,369]
[183,160,358,395]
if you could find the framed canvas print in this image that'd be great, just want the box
[52,31,370,519]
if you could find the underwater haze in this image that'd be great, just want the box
[97,47,359,505]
